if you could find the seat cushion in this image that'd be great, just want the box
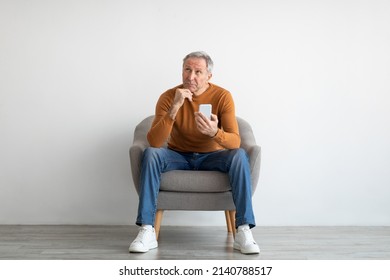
[157,191,235,210]
[160,170,231,192]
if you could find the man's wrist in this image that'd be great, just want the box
[168,105,179,120]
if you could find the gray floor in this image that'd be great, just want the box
[0,225,389,260]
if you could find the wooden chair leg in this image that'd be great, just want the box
[154,209,164,240]
[225,210,232,233]
[229,210,236,239]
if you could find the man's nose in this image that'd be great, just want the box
[188,71,196,80]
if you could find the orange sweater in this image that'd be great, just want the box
[147,83,240,153]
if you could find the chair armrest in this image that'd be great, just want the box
[246,145,261,194]
[129,115,154,194]
[236,117,261,194]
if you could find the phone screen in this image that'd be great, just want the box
[199,104,212,119]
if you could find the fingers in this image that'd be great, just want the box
[169,89,194,119]
[195,112,208,125]
[175,88,193,104]
[195,115,208,133]
[194,113,218,137]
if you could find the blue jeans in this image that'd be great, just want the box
[136,147,256,229]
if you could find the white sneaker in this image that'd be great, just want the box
[129,226,158,253]
[233,227,260,254]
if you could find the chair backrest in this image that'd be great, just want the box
[132,115,155,147]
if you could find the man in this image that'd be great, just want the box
[129,51,260,254]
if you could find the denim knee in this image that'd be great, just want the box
[233,148,249,160]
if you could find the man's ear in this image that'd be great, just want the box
[207,72,213,81]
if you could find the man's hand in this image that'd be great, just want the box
[169,88,193,119]
[194,112,219,137]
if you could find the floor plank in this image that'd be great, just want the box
[0,226,389,260]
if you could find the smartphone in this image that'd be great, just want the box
[199,104,212,119]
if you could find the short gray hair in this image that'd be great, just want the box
[183,51,214,73]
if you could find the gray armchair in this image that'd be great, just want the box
[129,115,261,239]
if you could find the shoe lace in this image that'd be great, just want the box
[134,227,150,243]
[241,228,257,245]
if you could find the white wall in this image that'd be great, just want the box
[1,0,389,226]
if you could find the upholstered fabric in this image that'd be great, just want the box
[160,170,231,192]
[129,115,261,211]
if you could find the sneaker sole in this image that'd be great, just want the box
[233,242,260,254]
[129,241,158,253]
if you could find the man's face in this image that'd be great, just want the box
[182,57,212,95]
